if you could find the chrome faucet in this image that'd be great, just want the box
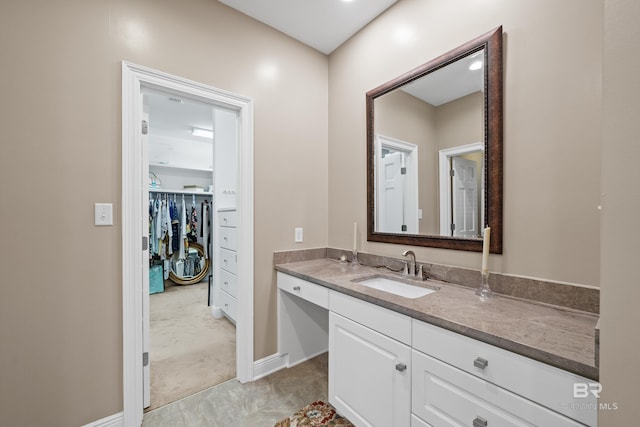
[402,250,417,276]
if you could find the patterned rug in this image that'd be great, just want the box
[274,401,354,427]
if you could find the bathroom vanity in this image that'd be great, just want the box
[275,257,598,427]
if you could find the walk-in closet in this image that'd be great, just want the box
[143,87,238,411]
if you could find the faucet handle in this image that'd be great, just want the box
[402,262,409,275]
[417,263,424,279]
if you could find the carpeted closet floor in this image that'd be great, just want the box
[148,281,236,411]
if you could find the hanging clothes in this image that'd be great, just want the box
[201,200,210,259]
[165,200,173,256]
[187,203,198,243]
[149,198,155,258]
[179,198,187,260]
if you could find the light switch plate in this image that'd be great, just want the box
[295,227,303,243]
[95,203,113,226]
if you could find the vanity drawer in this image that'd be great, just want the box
[412,350,583,427]
[277,272,329,309]
[219,227,237,251]
[331,290,411,345]
[219,248,237,275]
[218,209,237,228]
[219,268,237,298]
[219,288,237,321]
[412,320,597,426]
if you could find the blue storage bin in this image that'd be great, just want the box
[149,265,164,294]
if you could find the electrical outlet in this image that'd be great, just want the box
[95,203,113,226]
[295,227,303,243]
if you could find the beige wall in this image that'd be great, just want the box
[600,0,640,422]
[0,0,328,425]
[436,91,483,151]
[328,0,603,287]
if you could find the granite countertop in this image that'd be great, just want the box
[275,257,599,380]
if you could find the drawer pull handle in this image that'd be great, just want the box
[474,357,488,370]
[395,363,407,372]
[473,416,488,427]
[293,286,301,291]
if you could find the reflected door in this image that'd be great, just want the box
[382,152,404,233]
[452,156,478,238]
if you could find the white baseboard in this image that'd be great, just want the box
[81,412,124,427]
[253,353,288,380]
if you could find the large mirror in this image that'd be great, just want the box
[367,26,503,253]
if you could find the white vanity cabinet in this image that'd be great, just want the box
[276,272,597,427]
[329,292,412,427]
[277,272,329,367]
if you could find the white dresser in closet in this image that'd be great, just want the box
[217,208,237,322]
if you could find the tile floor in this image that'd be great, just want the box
[142,353,328,427]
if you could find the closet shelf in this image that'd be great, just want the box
[149,163,213,173]
[149,188,213,196]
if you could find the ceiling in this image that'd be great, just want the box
[218,0,398,54]
[401,50,485,107]
[144,88,214,143]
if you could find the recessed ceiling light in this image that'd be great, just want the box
[192,128,213,138]
[469,60,483,71]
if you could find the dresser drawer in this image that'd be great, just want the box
[219,268,237,298]
[219,226,237,251]
[218,209,237,228]
[411,414,432,427]
[412,320,596,426]
[331,290,411,345]
[219,248,237,275]
[219,288,237,321]
[412,350,583,427]
[277,272,329,309]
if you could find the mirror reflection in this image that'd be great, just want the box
[374,49,485,238]
[367,26,503,253]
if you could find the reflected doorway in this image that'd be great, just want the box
[375,134,419,234]
[438,143,484,237]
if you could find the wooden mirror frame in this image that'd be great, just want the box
[366,26,503,253]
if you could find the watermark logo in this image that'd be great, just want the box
[566,382,619,411]
[573,382,602,399]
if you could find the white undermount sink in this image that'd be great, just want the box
[353,275,437,299]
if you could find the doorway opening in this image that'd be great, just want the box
[142,87,238,410]
[122,62,254,426]
[438,142,484,237]
[374,134,419,234]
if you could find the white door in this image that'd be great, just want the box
[378,152,405,233]
[452,156,479,238]
[329,312,411,427]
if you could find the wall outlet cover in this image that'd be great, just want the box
[295,227,303,243]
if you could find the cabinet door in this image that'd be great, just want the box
[329,312,411,427]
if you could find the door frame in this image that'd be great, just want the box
[374,134,419,233]
[438,142,484,236]
[122,61,254,426]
